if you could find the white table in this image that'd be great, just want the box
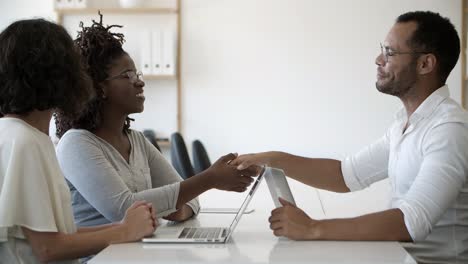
[89,211,416,264]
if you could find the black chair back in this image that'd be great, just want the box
[170,132,195,179]
[142,129,161,151]
[192,140,211,174]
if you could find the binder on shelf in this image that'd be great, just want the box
[151,30,163,75]
[54,0,67,9]
[140,30,152,75]
[73,0,87,8]
[466,47,468,77]
[162,29,176,76]
[55,0,87,9]
[54,0,88,9]
[138,29,177,78]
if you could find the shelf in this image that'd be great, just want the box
[55,7,178,15]
[156,138,170,148]
[56,0,183,132]
[144,75,177,81]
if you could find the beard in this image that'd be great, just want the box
[375,59,418,97]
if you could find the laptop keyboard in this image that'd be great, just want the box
[178,227,225,239]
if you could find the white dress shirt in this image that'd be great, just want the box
[341,86,468,264]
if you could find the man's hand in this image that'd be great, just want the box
[269,198,320,240]
[230,152,273,171]
[205,153,255,192]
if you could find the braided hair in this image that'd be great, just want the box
[55,12,133,138]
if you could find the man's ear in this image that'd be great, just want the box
[418,53,436,75]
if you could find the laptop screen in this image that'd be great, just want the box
[226,166,266,239]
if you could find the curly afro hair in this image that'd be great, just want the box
[0,19,93,117]
[55,12,133,138]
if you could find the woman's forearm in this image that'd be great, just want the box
[177,170,213,208]
[163,204,194,221]
[77,223,118,233]
[22,224,131,263]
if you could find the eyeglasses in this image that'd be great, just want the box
[106,70,144,83]
[380,43,430,63]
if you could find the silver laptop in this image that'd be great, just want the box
[142,166,266,243]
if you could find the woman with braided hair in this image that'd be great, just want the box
[0,18,156,263]
[55,13,256,229]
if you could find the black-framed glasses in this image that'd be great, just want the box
[380,43,430,63]
[106,70,144,83]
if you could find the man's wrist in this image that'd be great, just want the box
[266,151,283,168]
[308,219,325,240]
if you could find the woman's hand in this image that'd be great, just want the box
[163,205,194,222]
[120,201,157,241]
[205,153,255,192]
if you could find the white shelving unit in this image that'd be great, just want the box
[55,0,182,145]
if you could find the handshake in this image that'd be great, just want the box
[203,152,264,193]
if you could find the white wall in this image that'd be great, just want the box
[0,0,462,219]
[178,0,462,218]
[0,0,55,30]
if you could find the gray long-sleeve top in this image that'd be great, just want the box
[56,129,199,227]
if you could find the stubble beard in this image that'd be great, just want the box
[375,61,417,98]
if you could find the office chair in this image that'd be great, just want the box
[192,140,211,174]
[170,132,195,179]
[142,129,161,152]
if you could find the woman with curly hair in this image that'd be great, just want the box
[0,19,156,263]
[55,13,256,228]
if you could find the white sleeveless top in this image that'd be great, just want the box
[0,118,78,264]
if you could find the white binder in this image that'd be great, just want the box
[162,29,176,76]
[65,0,74,7]
[151,30,163,75]
[55,0,86,9]
[54,0,67,9]
[73,0,87,8]
[140,30,152,75]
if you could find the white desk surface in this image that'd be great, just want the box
[89,211,416,264]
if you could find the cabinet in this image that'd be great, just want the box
[55,0,182,146]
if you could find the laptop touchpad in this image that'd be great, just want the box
[153,228,183,238]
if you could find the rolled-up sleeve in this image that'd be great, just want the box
[393,122,468,242]
[341,134,390,191]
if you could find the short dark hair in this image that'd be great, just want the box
[0,19,93,115]
[55,13,132,138]
[397,11,460,85]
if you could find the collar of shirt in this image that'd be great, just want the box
[394,85,449,131]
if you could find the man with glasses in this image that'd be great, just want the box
[232,11,467,263]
